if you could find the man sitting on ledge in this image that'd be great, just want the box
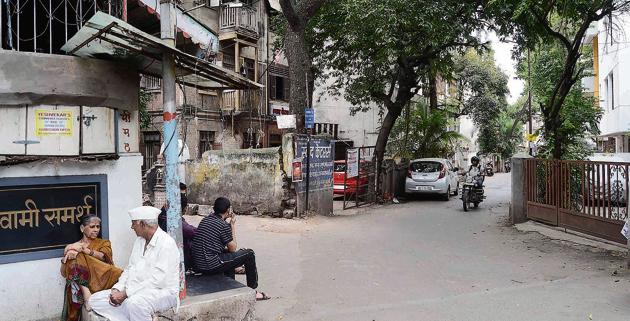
[192,197,270,301]
[89,206,180,321]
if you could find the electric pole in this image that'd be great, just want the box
[160,0,186,299]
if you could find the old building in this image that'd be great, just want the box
[0,1,255,319]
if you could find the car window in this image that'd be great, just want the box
[410,161,443,173]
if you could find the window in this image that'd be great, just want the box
[269,134,282,147]
[606,72,616,110]
[269,75,290,101]
[140,75,161,92]
[143,131,162,172]
[198,131,215,158]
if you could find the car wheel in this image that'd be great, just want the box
[442,187,451,201]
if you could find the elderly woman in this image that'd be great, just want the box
[60,215,122,321]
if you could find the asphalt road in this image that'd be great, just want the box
[228,173,630,321]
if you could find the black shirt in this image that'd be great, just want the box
[191,214,232,271]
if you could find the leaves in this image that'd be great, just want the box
[388,103,465,159]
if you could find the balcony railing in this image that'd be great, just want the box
[219,4,259,38]
[221,89,262,112]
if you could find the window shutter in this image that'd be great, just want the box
[269,76,276,100]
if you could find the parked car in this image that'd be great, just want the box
[333,160,369,196]
[405,158,459,201]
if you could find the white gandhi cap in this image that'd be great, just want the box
[128,206,161,220]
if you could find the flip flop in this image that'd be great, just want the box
[256,291,271,301]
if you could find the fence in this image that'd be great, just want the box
[343,146,377,209]
[525,158,628,244]
[219,4,258,35]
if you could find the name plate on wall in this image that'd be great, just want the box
[0,175,108,264]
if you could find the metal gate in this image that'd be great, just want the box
[525,158,628,244]
[343,146,377,209]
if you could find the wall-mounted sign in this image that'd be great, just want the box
[35,109,73,136]
[305,108,314,129]
[277,115,296,129]
[0,175,107,263]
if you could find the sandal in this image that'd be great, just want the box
[256,291,271,301]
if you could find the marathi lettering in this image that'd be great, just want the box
[0,196,94,230]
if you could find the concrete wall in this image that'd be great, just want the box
[0,51,139,109]
[186,148,284,214]
[0,155,143,321]
[597,16,630,138]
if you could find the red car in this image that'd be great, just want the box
[333,160,369,195]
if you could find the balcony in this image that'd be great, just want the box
[219,3,259,41]
[221,89,262,112]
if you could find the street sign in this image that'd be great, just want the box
[305,108,314,129]
[347,148,359,178]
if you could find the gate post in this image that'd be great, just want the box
[511,154,532,224]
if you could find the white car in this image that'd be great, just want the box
[405,158,460,200]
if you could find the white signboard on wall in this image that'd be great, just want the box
[276,115,296,129]
[347,148,359,178]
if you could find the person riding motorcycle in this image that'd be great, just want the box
[467,156,484,187]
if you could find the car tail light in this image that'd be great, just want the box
[438,167,446,179]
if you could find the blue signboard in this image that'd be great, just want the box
[305,108,314,129]
[295,137,333,193]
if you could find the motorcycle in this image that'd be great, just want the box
[485,162,494,177]
[461,173,485,212]
[504,160,511,173]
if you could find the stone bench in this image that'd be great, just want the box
[82,274,255,321]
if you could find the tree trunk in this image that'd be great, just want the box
[428,70,438,110]
[285,28,314,131]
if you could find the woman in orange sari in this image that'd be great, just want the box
[60,215,122,321]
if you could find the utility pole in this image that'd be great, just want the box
[160,0,186,299]
[528,47,533,156]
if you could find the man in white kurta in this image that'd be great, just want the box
[89,206,180,321]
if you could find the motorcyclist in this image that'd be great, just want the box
[467,156,484,188]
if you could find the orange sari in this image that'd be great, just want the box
[60,238,122,321]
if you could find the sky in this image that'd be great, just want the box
[488,32,525,104]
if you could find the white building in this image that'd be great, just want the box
[585,16,630,153]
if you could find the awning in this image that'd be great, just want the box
[61,12,262,90]
[136,0,219,52]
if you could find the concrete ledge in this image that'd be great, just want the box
[83,276,255,321]
[515,220,628,253]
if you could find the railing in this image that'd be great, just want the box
[219,4,258,36]
[525,158,628,243]
[221,89,262,112]
[140,74,162,91]
[1,0,122,53]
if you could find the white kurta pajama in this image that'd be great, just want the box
[90,228,180,321]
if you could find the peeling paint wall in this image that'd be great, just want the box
[186,147,284,214]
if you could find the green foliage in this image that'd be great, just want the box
[312,0,488,111]
[388,102,465,159]
[518,42,602,159]
[138,88,152,130]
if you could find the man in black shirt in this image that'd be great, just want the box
[191,197,270,300]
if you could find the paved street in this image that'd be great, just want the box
[226,173,630,321]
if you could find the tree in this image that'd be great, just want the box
[277,0,327,129]
[388,102,465,159]
[514,41,602,159]
[313,0,489,165]
[492,0,630,158]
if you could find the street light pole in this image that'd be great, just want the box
[160,0,186,299]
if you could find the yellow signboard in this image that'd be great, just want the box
[525,133,538,142]
[35,110,73,136]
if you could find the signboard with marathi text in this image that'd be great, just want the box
[346,148,359,178]
[0,175,107,263]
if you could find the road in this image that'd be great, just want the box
[228,173,630,321]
